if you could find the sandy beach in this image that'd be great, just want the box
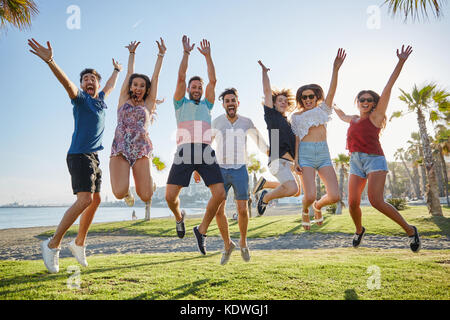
[1,205,449,261]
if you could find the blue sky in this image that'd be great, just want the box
[0,0,449,205]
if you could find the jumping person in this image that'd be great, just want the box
[28,39,121,273]
[333,45,421,252]
[203,88,269,264]
[165,36,225,255]
[291,48,347,230]
[254,61,300,216]
[110,39,166,218]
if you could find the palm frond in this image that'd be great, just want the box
[0,0,39,30]
[383,0,446,22]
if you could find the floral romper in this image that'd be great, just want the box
[111,101,154,167]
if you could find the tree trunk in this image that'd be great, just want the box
[438,146,449,206]
[434,153,445,197]
[412,165,422,199]
[336,167,344,215]
[416,108,443,216]
[400,156,421,199]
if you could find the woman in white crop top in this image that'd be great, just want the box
[291,48,346,230]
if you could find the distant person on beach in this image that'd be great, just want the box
[28,39,121,273]
[333,45,421,252]
[194,87,269,265]
[110,39,166,219]
[290,48,347,230]
[132,210,137,220]
[165,36,225,255]
[253,61,301,216]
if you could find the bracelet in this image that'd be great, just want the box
[114,68,121,72]
[184,50,190,55]
[158,53,164,57]
[46,58,54,64]
[130,52,135,54]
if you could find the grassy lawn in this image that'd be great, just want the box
[39,205,450,239]
[1,249,448,300]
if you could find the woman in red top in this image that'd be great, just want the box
[334,45,421,253]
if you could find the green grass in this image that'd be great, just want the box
[1,249,448,300]
[39,205,450,239]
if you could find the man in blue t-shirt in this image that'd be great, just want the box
[28,39,121,273]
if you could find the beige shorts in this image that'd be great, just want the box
[269,158,296,184]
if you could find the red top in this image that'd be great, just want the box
[346,117,384,156]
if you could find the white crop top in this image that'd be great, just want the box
[290,102,332,140]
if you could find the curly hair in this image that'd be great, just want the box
[272,88,296,113]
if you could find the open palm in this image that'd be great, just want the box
[197,39,211,57]
[397,45,413,62]
[28,38,52,62]
[125,41,140,53]
[333,48,347,70]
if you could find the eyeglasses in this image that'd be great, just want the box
[301,94,316,100]
[359,98,374,103]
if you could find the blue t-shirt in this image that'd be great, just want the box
[68,90,107,154]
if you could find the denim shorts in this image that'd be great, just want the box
[349,152,388,179]
[298,141,333,170]
[220,166,249,201]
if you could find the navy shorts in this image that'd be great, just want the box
[66,153,102,194]
[221,166,249,201]
[167,144,224,187]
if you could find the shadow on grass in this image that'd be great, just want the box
[131,279,228,300]
[344,289,359,300]
[0,253,220,297]
[246,219,284,238]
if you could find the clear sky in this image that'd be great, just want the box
[0,0,449,205]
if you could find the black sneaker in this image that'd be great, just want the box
[352,227,366,248]
[408,226,421,253]
[257,190,269,216]
[252,177,266,195]
[176,210,186,239]
[193,226,207,255]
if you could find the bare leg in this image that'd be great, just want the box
[236,200,249,248]
[367,171,414,236]
[215,200,233,250]
[348,174,367,235]
[198,183,226,235]
[110,155,131,199]
[264,180,281,189]
[316,166,341,209]
[263,181,298,203]
[48,192,93,249]
[299,167,316,229]
[76,192,101,246]
[165,184,184,222]
[132,157,153,203]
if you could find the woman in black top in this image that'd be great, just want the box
[253,60,301,215]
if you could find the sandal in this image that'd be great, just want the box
[302,211,311,230]
[312,201,324,226]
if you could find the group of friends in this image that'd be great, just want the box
[27,36,421,274]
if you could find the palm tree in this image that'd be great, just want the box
[408,132,428,197]
[0,0,38,31]
[394,148,421,199]
[144,156,166,221]
[333,154,350,214]
[432,124,450,205]
[383,0,446,22]
[391,83,447,216]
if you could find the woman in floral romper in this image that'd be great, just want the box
[110,39,166,210]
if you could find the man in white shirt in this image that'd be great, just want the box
[196,88,268,265]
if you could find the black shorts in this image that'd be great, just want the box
[66,153,102,194]
[167,144,224,187]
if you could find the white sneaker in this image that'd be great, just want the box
[124,191,135,207]
[68,239,88,267]
[41,238,60,273]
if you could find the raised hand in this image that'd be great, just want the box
[197,39,211,57]
[258,60,270,73]
[182,35,195,53]
[397,45,413,62]
[125,41,141,53]
[28,38,53,62]
[156,37,166,55]
[333,48,347,70]
[112,58,122,72]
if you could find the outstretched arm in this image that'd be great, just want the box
[333,105,356,123]
[198,39,216,104]
[174,35,194,101]
[258,60,273,108]
[119,41,141,106]
[103,59,122,99]
[325,48,346,107]
[371,45,413,124]
[28,39,78,100]
[145,38,166,113]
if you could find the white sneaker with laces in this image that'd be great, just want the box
[41,238,60,273]
[68,239,88,267]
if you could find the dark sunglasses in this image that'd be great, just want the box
[359,98,374,103]
[301,94,316,100]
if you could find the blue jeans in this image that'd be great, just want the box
[349,152,388,179]
[220,166,249,200]
[298,141,333,169]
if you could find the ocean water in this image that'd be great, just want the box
[0,206,205,230]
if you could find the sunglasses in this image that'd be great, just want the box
[301,94,316,100]
[359,98,374,103]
